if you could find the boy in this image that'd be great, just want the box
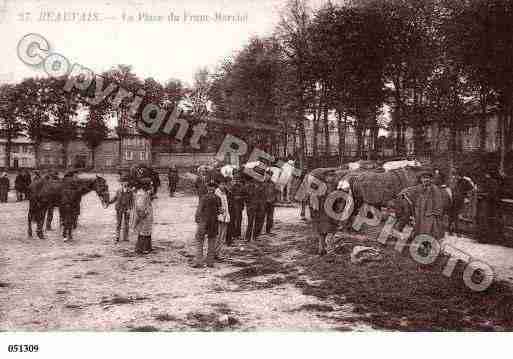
[134,178,154,254]
[109,176,134,242]
[193,180,221,268]
[215,178,230,257]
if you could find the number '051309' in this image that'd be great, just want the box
[7,344,39,352]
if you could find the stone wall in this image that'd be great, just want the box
[153,152,216,168]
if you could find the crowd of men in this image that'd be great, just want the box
[192,166,280,268]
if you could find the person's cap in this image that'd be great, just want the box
[419,171,433,179]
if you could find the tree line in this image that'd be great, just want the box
[208,0,513,174]
[2,0,513,174]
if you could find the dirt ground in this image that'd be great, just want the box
[1,173,513,331]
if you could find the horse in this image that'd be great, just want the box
[27,176,110,239]
[447,175,477,235]
[309,165,431,255]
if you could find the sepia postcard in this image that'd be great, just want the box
[1,0,513,357]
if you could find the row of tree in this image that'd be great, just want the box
[207,0,513,173]
[2,0,513,173]
[0,65,205,168]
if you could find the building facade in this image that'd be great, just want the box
[0,137,36,168]
[400,114,506,156]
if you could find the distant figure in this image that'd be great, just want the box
[151,168,160,198]
[168,164,179,197]
[15,172,25,201]
[109,176,134,242]
[133,178,154,254]
[0,172,9,202]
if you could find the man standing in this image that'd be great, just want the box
[227,175,246,243]
[168,164,179,197]
[399,171,449,242]
[244,178,266,242]
[193,180,221,268]
[263,171,279,235]
[0,172,9,202]
[14,171,25,201]
[109,176,134,242]
[194,165,209,198]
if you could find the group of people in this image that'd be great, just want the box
[0,170,35,202]
[109,174,155,254]
[192,166,280,268]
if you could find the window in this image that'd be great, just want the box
[140,151,146,160]
[125,151,133,160]
[106,159,113,167]
[43,142,52,150]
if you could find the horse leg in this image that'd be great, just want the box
[36,211,45,239]
[318,233,327,256]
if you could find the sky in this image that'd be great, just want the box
[0,0,329,86]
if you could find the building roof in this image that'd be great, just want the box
[0,136,34,144]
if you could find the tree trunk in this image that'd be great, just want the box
[298,117,306,172]
[413,125,424,157]
[5,136,11,169]
[356,125,364,159]
[499,111,505,175]
[63,141,69,169]
[337,110,344,165]
[323,103,330,165]
[91,146,96,169]
[34,141,40,169]
[312,115,318,162]
[449,123,458,172]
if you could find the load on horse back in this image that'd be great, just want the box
[306,163,441,255]
[27,174,110,239]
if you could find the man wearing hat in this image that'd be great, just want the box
[407,170,449,241]
[193,179,221,267]
[109,175,134,242]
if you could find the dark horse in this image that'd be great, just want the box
[27,176,110,239]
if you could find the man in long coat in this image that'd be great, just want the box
[399,172,450,241]
[0,172,9,202]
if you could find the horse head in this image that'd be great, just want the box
[386,191,415,230]
[93,175,110,208]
